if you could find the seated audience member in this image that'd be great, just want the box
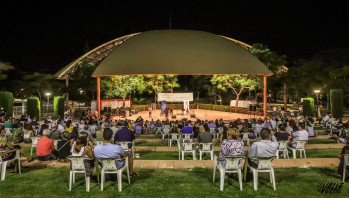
[218,128,244,167]
[57,132,72,162]
[273,125,290,141]
[94,128,136,177]
[95,126,104,141]
[64,120,74,133]
[197,125,213,143]
[248,128,279,168]
[288,124,309,149]
[36,129,57,161]
[338,137,349,176]
[49,123,61,140]
[23,124,34,143]
[305,120,316,137]
[71,132,94,176]
[114,122,135,143]
[0,129,33,167]
[39,120,50,136]
[181,122,193,134]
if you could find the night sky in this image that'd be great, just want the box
[0,0,348,73]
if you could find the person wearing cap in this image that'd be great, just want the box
[197,125,212,143]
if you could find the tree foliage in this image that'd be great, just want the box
[0,92,14,116]
[0,62,14,80]
[211,75,259,110]
[145,75,180,102]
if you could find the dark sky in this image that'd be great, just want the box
[0,0,348,73]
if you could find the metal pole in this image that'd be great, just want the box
[47,96,49,116]
[263,75,267,117]
[97,76,101,117]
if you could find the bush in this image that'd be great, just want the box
[27,97,41,119]
[0,91,14,117]
[54,96,65,118]
[330,89,343,118]
[302,98,314,116]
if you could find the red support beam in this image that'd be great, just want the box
[97,76,101,117]
[263,75,267,116]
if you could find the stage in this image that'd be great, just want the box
[112,109,258,123]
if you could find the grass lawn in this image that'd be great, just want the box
[307,139,338,144]
[0,167,348,198]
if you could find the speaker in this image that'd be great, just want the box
[190,115,196,118]
[171,115,176,119]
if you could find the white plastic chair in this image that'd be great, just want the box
[168,133,180,147]
[181,133,192,142]
[242,133,250,146]
[198,143,214,160]
[99,157,130,192]
[117,141,134,158]
[209,128,216,137]
[0,149,21,180]
[162,129,170,139]
[288,140,306,159]
[155,127,162,135]
[249,157,276,191]
[213,155,244,191]
[95,141,104,146]
[67,156,92,192]
[276,141,289,159]
[181,142,196,160]
[30,137,40,156]
[342,154,349,182]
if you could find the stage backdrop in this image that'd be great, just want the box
[230,100,256,108]
[157,93,193,102]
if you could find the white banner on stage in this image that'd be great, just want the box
[157,93,193,102]
[101,100,131,109]
[230,100,257,108]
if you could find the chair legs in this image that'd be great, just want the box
[69,171,73,191]
[271,169,276,190]
[86,176,90,192]
[219,170,225,191]
[238,169,243,191]
[117,172,122,192]
[343,165,346,182]
[252,168,276,191]
[1,161,8,181]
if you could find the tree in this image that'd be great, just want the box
[250,43,288,109]
[211,75,259,111]
[21,72,54,101]
[69,62,97,104]
[145,75,180,103]
[103,75,146,107]
[0,61,14,80]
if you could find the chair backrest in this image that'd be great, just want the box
[156,127,162,132]
[31,137,40,145]
[209,128,215,135]
[67,156,88,171]
[163,129,170,135]
[199,143,213,151]
[95,141,104,145]
[169,133,180,140]
[295,140,306,149]
[242,133,249,140]
[257,157,274,170]
[182,134,192,141]
[221,156,244,170]
[278,141,288,150]
[217,127,224,134]
[237,125,243,131]
[117,141,133,150]
[181,142,195,151]
[99,157,127,171]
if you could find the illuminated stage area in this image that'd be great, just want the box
[113,109,255,123]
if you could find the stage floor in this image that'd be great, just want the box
[112,109,257,122]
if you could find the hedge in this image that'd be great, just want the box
[302,97,314,116]
[330,89,343,118]
[27,97,41,119]
[0,91,14,117]
[54,96,65,118]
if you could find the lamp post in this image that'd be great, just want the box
[45,92,51,116]
[314,90,320,118]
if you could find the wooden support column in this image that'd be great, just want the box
[97,76,101,117]
[263,75,267,116]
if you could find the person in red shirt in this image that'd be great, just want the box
[36,129,56,161]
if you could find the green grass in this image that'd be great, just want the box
[0,167,348,197]
[318,131,329,135]
[136,135,161,139]
[307,139,337,144]
[305,149,341,158]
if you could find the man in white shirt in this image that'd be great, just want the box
[288,124,308,148]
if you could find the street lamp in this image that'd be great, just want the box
[314,90,320,118]
[45,92,51,116]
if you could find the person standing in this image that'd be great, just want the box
[148,105,152,118]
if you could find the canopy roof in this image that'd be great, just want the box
[55,30,272,78]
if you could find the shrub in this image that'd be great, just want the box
[330,89,343,118]
[302,98,314,116]
[0,91,14,117]
[54,96,65,118]
[27,97,40,119]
